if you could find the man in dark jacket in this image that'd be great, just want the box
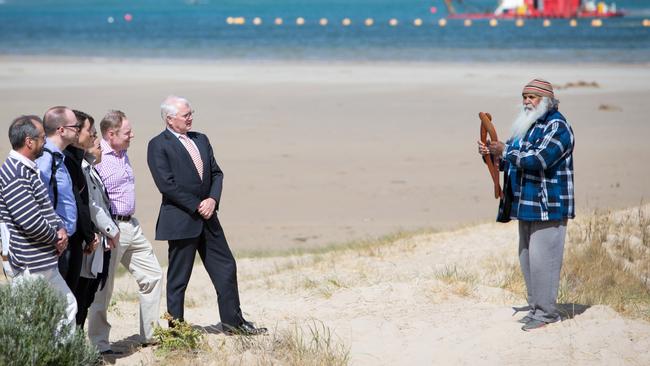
[147,95,266,335]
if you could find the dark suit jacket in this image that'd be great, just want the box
[147,129,224,241]
[63,145,95,247]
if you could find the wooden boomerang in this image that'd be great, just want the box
[479,112,503,199]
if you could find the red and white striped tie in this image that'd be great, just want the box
[179,134,203,180]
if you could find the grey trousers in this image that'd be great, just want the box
[518,219,567,322]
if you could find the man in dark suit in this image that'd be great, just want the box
[147,95,266,335]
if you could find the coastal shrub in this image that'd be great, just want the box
[152,313,209,356]
[0,278,99,366]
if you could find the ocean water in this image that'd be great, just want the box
[0,0,649,62]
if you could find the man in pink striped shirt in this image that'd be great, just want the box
[87,110,162,355]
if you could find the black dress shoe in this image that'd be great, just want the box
[224,321,268,336]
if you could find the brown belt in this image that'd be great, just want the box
[1,255,8,261]
[479,112,503,199]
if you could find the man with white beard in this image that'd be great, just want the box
[477,79,575,331]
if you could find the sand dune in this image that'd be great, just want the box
[103,208,650,365]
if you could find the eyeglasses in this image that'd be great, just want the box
[61,124,82,131]
[178,110,195,120]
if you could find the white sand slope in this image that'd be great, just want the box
[106,220,650,365]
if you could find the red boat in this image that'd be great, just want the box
[443,0,624,19]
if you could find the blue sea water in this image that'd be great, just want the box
[0,0,649,62]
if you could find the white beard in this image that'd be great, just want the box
[510,97,550,141]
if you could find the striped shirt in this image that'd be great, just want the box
[94,139,136,216]
[502,109,575,221]
[0,151,63,273]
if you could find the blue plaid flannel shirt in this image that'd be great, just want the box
[501,108,575,221]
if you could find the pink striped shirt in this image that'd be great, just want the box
[95,139,136,216]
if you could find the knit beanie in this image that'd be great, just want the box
[522,78,554,98]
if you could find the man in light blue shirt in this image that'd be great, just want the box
[35,106,81,290]
[37,139,77,236]
[36,108,79,236]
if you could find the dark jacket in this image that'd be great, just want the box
[147,130,224,241]
[63,145,96,247]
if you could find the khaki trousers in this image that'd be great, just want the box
[87,218,162,352]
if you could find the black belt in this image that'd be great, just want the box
[112,214,132,222]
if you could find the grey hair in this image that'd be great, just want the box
[546,97,560,111]
[9,115,42,149]
[160,95,191,122]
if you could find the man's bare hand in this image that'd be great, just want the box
[107,232,120,250]
[56,228,68,255]
[477,140,490,156]
[488,140,505,157]
[84,233,100,254]
[197,198,217,220]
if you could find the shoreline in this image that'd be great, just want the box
[2,54,650,68]
[1,59,648,254]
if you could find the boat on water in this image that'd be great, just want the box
[443,0,624,19]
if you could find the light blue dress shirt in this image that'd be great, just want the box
[35,139,77,236]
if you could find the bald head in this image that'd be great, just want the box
[42,106,80,149]
[43,106,76,136]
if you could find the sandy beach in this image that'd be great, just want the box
[90,205,650,365]
[1,58,650,364]
[1,58,648,257]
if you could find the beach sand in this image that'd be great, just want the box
[1,58,648,257]
[1,58,649,364]
[95,207,650,365]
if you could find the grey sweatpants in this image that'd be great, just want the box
[518,219,567,322]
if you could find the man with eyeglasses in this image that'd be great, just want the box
[0,115,76,327]
[36,106,86,292]
[147,95,266,335]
